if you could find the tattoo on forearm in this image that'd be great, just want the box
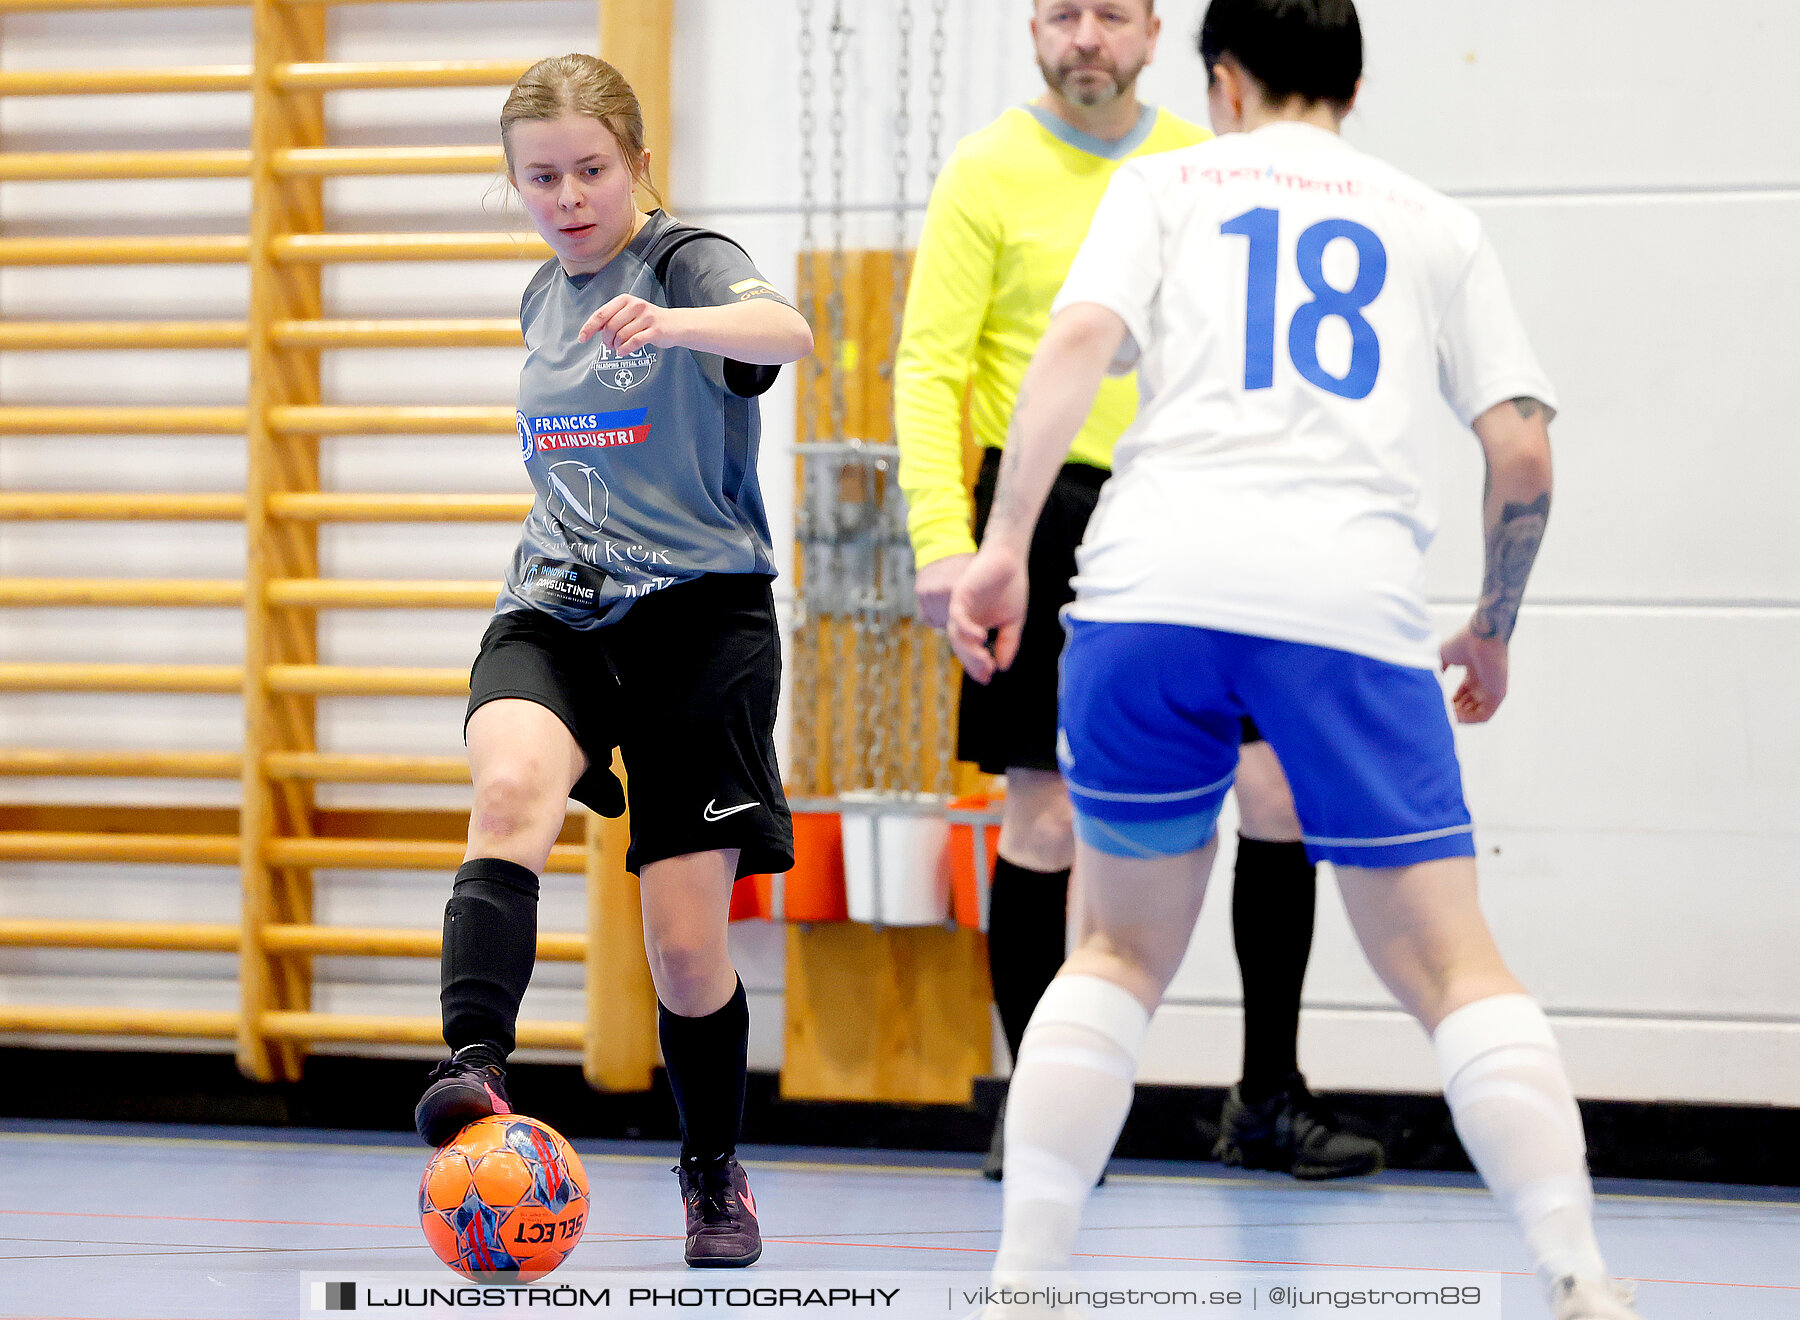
[1512,396,1542,420]
[1471,491,1550,642]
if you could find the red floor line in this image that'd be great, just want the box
[767,1236,1797,1291]
[1626,1277,1797,1293]
[0,1208,404,1230]
[766,1237,991,1255]
[1080,1254,1799,1291]
[0,1209,684,1242]
[8,1212,1792,1294]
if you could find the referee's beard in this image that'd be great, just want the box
[1037,55,1146,109]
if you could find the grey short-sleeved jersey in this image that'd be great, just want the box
[496,210,790,629]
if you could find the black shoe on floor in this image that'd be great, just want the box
[981,1094,1006,1181]
[1213,1074,1384,1180]
[413,1045,512,1147]
[677,1157,762,1268]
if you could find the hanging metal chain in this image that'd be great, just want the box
[826,1,851,452]
[919,0,953,794]
[887,480,926,792]
[924,0,949,183]
[886,0,922,796]
[864,568,889,792]
[852,591,875,790]
[933,630,955,795]
[884,0,913,385]
[791,0,822,793]
[797,0,820,452]
[826,1,873,793]
[862,504,883,791]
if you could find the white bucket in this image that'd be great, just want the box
[839,791,952,926]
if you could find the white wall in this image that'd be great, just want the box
[2,1,1795,1105]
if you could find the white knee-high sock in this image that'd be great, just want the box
[992,973,1149,1280]
[1434,994,1608,1288]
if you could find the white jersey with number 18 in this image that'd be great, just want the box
[1052,121,1555,671]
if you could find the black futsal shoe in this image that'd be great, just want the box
[981,1093,1006,1181]
[677,1157,762,1267]
[1213,1074,1384,1180]
[413,1045,512,1147]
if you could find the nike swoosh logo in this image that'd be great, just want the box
[703,799,759,822]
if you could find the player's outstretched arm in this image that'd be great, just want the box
[1440,396,1555,723]
[578,294,814,364]
[946,301,1125,683]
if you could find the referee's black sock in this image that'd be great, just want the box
[660,978,750,1169]
[440,857,540,1060]
[986,857,1072,1067]
[1230,837,1317,1104]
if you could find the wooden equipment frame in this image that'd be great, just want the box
[778,250,994,1105]
[0,0,674,1090]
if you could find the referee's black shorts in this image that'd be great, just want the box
[957,447,1262,775]
[466,573,794,880]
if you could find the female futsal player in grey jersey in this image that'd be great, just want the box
[412,53,813,1271]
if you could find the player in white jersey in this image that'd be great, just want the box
[948,3,1642,1318]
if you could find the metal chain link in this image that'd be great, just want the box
[887,0,929,795]
[797,0,819,452]
[925,0,954,794]
[791,0,958,799]
[827,1,850,453]
[791,0,822,793]
[825,1,866,791]
[865,568,889,791]
[884,0,912,386]
[933,631,955,795]
[891,484,925,792]
[852,594,873,790]
[925,0,949,183]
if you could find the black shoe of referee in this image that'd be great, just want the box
[1213,1073,1384,1180]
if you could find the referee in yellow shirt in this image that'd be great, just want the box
[895,0,1381,1182]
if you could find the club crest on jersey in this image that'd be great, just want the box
[592,341,658,391]
[516,411,533,461]
[543,461,610,531]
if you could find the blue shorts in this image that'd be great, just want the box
[1057,620,1476,869]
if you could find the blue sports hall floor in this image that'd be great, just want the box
[0,1120,1793,1319]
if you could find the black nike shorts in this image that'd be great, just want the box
[958,448,1261,773]
[467,573,794,879]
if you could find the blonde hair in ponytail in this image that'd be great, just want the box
[501,53,663,208]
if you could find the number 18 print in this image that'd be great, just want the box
[1220,206,1388,400]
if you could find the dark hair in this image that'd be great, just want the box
[1198,0,1362,111]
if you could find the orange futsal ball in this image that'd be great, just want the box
[419,1115,589,1281]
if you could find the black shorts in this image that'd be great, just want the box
[958,448,1260,772]
[958,449,1107,774]
[466,573,794,880]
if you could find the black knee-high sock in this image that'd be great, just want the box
[986,857,1071,1067]
[440,857,540,1059]
[660,978,749,1168]
[1230,837,1317,1102]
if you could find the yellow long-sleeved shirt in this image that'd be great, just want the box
[895,103,1210,567]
